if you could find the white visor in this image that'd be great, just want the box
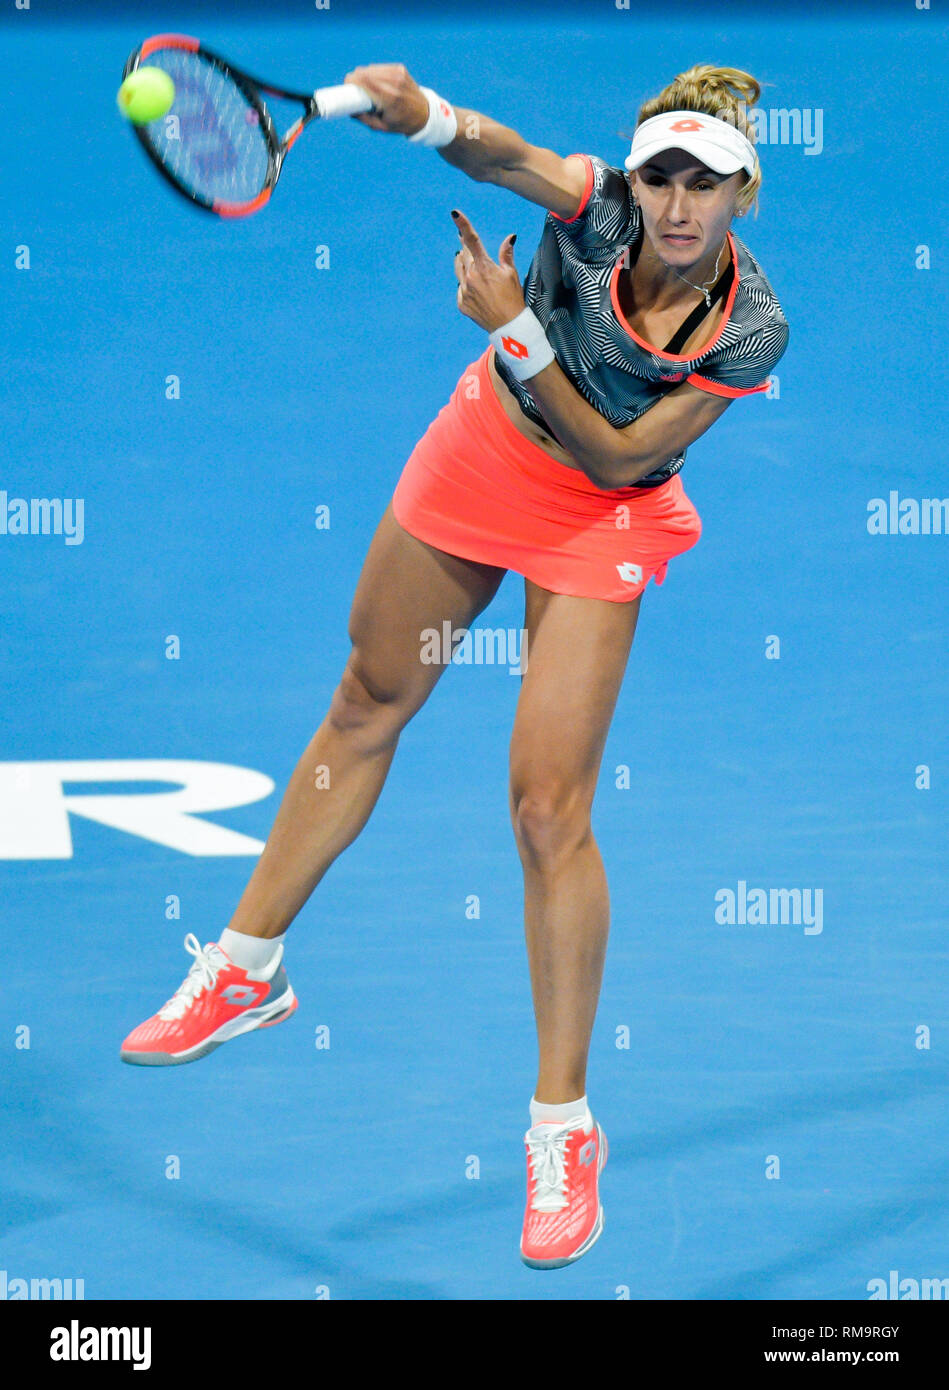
[625,110,757,178]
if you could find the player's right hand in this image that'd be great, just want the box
[343,63,432,135]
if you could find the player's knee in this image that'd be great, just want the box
[327,654,413,750]
[510,779,593,866]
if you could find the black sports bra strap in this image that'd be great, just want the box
[661,259,735,356]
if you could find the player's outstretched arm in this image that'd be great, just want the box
[343,63,588,220]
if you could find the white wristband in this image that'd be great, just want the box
[407,88,458,148]
[489,307,555,382]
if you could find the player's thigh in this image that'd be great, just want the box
[510,582,643,811]
[345,502,506,713]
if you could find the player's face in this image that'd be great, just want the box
[630,148,743,273]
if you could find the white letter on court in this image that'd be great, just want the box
[0,760,274,859]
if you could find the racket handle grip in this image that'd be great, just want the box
[314,83,375,119]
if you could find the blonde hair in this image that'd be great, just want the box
[636,65,762,217]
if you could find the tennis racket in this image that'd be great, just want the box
[121,33,377,217]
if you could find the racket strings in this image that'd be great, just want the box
[138,48,272,204]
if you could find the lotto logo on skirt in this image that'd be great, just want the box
[391,348,702,603]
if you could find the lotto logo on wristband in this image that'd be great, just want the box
[501,336,529,359]
[490,308,554,380]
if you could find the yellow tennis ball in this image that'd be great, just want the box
[117,66,176,125]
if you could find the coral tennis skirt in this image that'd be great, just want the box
[391,347,702,603]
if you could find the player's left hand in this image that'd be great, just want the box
[451,210,524,332]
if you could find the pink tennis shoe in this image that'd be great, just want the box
[121,932,297,1066]
[520,1112,608,1268]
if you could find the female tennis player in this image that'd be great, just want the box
[121,62,788,1270]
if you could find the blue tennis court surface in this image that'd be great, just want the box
[2,0,947,1301]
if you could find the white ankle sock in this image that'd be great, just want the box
[217,927,286,972]
[530,1094,590,1127]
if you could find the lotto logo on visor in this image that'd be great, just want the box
[625,109,758,177]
